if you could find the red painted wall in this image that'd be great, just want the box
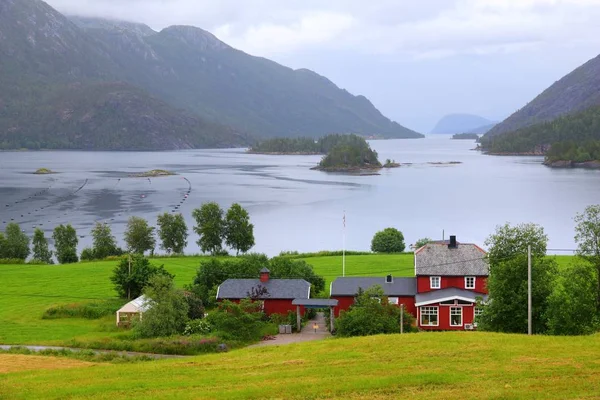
[332,296,417,318]
[219,299,304,316]
[417,276,488,294]
[418,303,476,330]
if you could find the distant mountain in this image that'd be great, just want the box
[431,114,495,134]
[468,123,497,134]
[0,0,421,151]
[485,54,600,139]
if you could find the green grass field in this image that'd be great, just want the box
[0,254,577,346]
[1,331,599,399]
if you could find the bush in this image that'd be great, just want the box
[206,300,266,342]
[111,255,174,299]
[371,228,406,253]
[414,238,432,249]
[67,337,221,355]
[80,248,95,262]
[42,300,124,319]
[184,319,212,336]
[335,286,414,337]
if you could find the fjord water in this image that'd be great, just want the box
[1,136,598,256]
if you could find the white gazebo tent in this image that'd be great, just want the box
[116,295,151,327]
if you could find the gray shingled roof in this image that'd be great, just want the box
[330,277,416,297]
[292,299,339,307]
[415,243,488,276]
[217,279,310,300]
[415,287,488,305]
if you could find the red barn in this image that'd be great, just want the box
[330,276,417,317]
[216,268,311,316]
[414,236,488,330]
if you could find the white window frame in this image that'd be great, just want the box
[450,307,462,326]
[388,297,399,305]
[464,276,476,289]
[430,276,441,289]
[420,306,439,326]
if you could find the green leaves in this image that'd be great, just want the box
[224,203,255,256]
[2,223,30,261]
[371,228,406,253]
[124,217,156,255]
[157,213,188,255]
[192,202,225,256]
[53,224,78,264]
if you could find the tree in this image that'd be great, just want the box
[414,237,432,249]
[485,222,548,265]
[157,213,188,254]
[335,286,414,337]
[53,224,79,264]
[371,228,405,253]
[574,205,600,311]
[206,299,265,341]
[192,202,225,255]
[135,274,189,338]
[224,203,255,255]
[0,233,6,259]
[547,262,599,335]
[124,217,156,255]
[479,223,556,334]
[32,228,52,264]
[110,255,174,299]
[91,222,120,260]
[3,223,30,261]
[269,257,326,295]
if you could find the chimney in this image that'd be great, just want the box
[448,235,457,249]
[259,267,270,283]
[386,275,393,283]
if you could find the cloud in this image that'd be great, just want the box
[45,0,600,59]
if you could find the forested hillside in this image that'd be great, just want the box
[0,0,421,151]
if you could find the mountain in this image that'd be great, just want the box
[73,18,422,139]
[485,54,600,138]
[467,123,497,135]
[430,114,495,134]
[0,0,421,151]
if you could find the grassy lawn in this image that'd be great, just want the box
[1,331,599,399]
[0,253,579,346]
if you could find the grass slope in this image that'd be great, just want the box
[0,254,574,345]
[1,332,599,399]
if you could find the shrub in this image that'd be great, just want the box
[206,300,265,342]
[371,228,406,253]
[111,255,174,299]
[184,319,212,336]
[42,300,124,320]
[80,248,95,262]
[414,238,432,249]
[335,286,414,337]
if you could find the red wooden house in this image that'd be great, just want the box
[329,236,488,331]
[414,236,488,330]
[216,268,311,316]
[330,276,416,317]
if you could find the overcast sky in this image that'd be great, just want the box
[46,0,600,132]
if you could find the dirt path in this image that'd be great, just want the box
[250,312,331,348]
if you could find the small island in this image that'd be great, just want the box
[311,135,394,173]
[34,168,56,175]
[452,133,479,140]
[129,169,176,178]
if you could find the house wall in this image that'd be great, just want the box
[331,296,417,318]
[417,276,487,294]
[219,299,304,316]
[418,302,476,330]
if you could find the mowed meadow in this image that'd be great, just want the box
[1,332,600,399]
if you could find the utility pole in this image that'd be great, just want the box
[128,253,132,300]
[528,245,532,335]
[400,304,404,334]
[342,211,346,277]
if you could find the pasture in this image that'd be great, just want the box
[1,331,599,399]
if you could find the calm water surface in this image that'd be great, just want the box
[0,137,598,256]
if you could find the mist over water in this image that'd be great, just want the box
[1,137,598,256]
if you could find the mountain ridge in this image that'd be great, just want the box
[431,114,495,134]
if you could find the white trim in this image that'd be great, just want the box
[450,307,463,327]
[430,276,441,289]
[216,286,220,300]
[415,295,478,307]
[388,296,399,305]
[464,276,476,290]
[308,285,311,300]
[419,306,439,327]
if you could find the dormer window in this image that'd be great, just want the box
[465,276,476,289]
[430,276,441,289]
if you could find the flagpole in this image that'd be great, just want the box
[343,211,346,277]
